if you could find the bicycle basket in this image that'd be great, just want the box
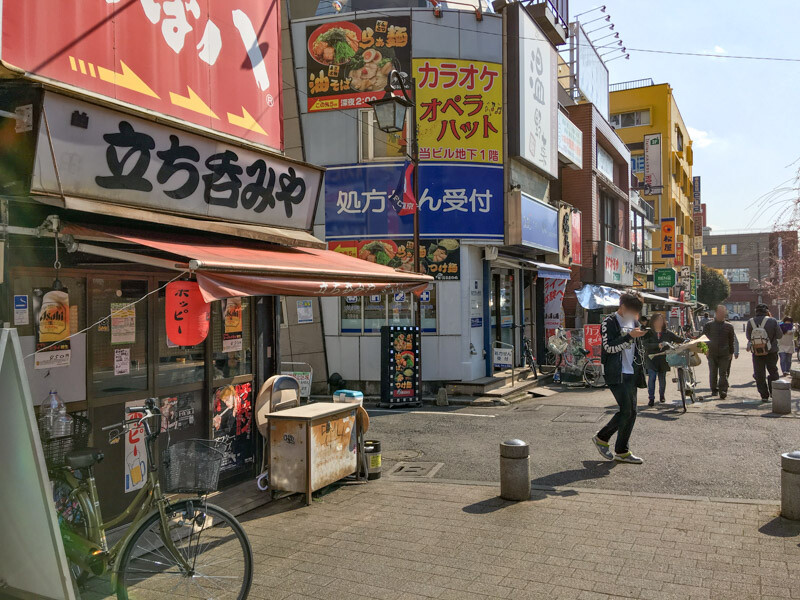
[547,335,568,355]
[161,439,225,494]
[39,415,91,470]
[665,351,690,368]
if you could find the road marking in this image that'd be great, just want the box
[368,409,496,418]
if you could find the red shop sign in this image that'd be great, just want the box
[1,1,282,150]
[165,281,210,346]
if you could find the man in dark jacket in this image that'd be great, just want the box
[592,291,647,464]
[746,303,783,401]
[702,305,736,399]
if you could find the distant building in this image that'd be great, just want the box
[702,230,798,319]
[610,80,698,277]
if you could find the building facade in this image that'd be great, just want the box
[287,1,574,390]
[702,230,798,319]
[609,80,697,279]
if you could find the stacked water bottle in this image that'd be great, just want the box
[39,389,73,438]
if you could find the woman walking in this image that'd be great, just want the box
[642,313,684,406]
[778,317,795,376]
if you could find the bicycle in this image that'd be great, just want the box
[547,328,605,388]
[521,335,539,379]
[48,398,253,599]
[649,341,698,412]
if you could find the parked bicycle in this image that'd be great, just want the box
[47,398,253,599]
[546,328,604,388]
[649,341,698,412]
[521,335,539,379]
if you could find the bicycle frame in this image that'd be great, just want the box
[56,409,194,580]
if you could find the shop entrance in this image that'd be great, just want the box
[490,269,515,353]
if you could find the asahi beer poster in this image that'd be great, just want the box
[110,302,136,345]
[222,298,243,353]
[124,401,147,493]
[33,288,71,369]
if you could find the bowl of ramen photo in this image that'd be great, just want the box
[308,22,362,66]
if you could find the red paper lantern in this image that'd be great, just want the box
[165,281,210,346]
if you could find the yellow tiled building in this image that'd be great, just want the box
[610,80,697,272]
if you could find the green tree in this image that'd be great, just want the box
[698,265,731,309]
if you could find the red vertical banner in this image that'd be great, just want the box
[570,210,582,266]
[165,281,210,346]
[675,241,684,266]
[584,325,602,358]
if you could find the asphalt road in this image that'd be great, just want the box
[367,329,799,500]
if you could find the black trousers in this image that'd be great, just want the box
[708,355,732,394]
[753,353,780,399]
[597,374,638,454]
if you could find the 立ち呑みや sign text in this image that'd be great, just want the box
[30,94,322,232]
[324,163,503,241]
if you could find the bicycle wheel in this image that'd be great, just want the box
[116,500,252,600]
[677,369,687,412]
[582,360,604,388]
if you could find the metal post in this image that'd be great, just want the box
[410,78,421,333]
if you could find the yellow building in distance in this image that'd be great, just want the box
[610,80,696,274]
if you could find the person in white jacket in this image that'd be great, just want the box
[778,317,795,376]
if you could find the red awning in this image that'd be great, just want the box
[62,224,432,302]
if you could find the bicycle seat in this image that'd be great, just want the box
[65,447,104,470]
[579,347,590,356]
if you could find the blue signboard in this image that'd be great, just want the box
[325,163,504,241]
[520,192,558,253]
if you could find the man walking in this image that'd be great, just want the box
[592,291,647,464]
[702,305,736,399]
[746,303,783,402]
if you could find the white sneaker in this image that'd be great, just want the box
[592,435,613,460]
[614,451,643,464]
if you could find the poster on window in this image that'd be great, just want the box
[212,382,254,474]
[124,401,147,493]
[110,302,136,345]
[584,324,602,358]
[222,298,243,353]
[413,59,503,165]
[160,393,196,433]
[543,278,567,340]
[328,238,461,280]
[306,16,411,112]
[32,288,71,369]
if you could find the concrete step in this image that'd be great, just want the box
[446,367,539,396]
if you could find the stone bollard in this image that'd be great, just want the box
[781,451,800,520]
[500,439,530,501]
[436,388,449,407]
[773,379,792,415]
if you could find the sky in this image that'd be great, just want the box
[569,0,800,232]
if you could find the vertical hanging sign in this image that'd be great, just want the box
[124,401,147,493]
[222,298,243,352]
[165,281,211,347]
[661,218,676,258]
[33,288,71,369]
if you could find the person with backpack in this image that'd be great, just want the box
[746,303,783,402]
[701,305,736,399]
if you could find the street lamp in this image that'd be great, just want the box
[368,67,422,331]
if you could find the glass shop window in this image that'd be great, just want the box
[340,296,363,332]
[389,291,412,326]
[363,294,387,333]
[212,297,253,381]
[156,281,205,388]
[90,278,149,395]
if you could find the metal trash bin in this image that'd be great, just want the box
[364,440,381,480]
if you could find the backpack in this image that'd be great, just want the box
[749,317,771,356]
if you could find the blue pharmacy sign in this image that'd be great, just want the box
[520,192,558,253]
[325,163,504,241]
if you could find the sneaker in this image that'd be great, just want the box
[648,399,655,407]
[719,392,727,400]
[614,451,643,464]
[659,397,666,403]
[761,397,770,403]
[592,435,613,460]
[710,390,718,397]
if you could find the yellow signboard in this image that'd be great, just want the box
[413,58,502,165]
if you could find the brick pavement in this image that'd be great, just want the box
[82,478,800,600]
[237,479,800,600]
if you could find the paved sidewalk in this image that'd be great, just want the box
[86,478,800,600]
